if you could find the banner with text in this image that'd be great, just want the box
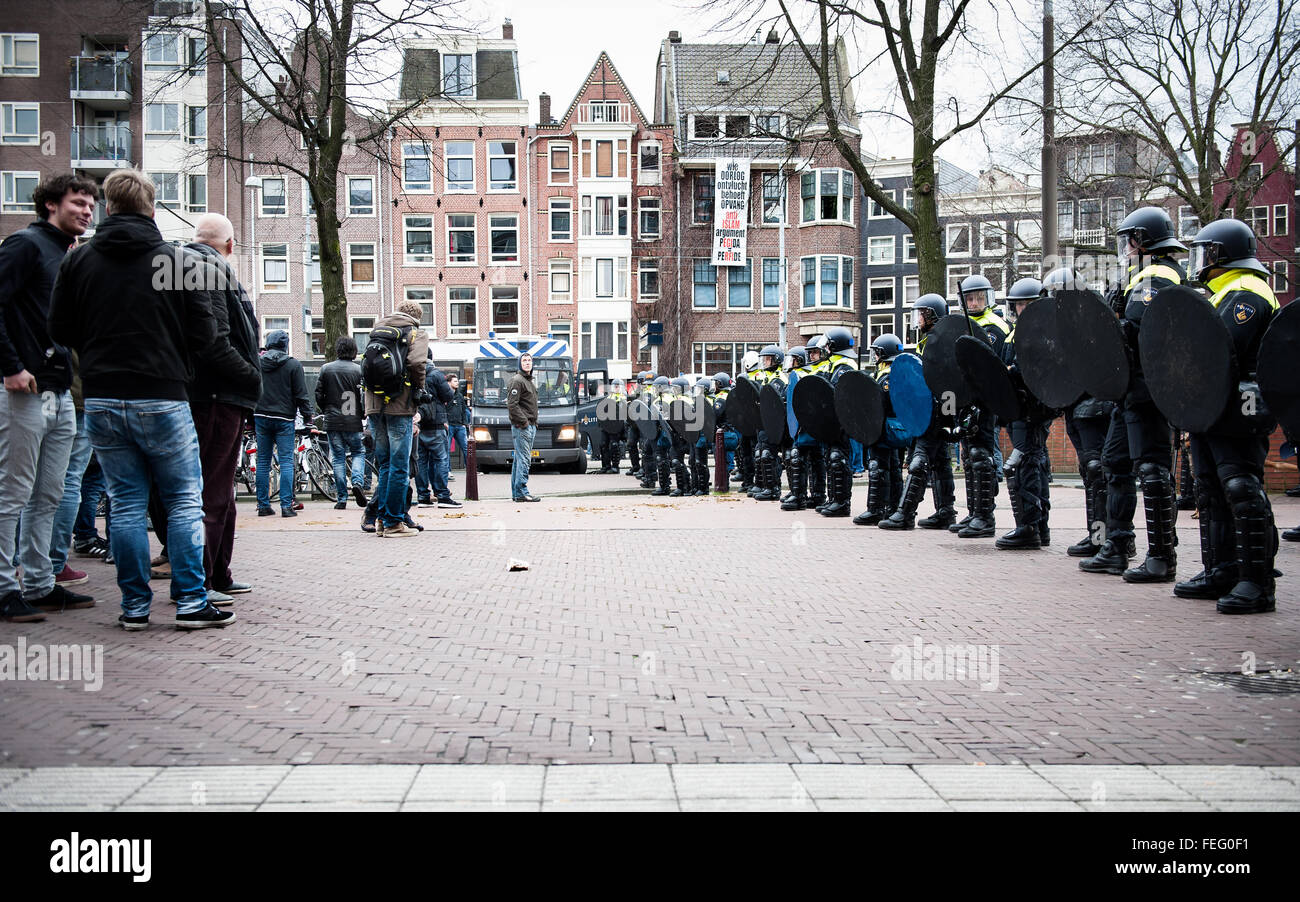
[712,158,751,266]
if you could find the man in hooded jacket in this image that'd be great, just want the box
[254,329,312,517]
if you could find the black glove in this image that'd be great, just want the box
[413,388,434,405]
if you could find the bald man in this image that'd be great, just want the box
[185,213,262,602]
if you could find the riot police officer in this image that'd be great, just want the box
[780,346,818,511]
[637,371,660,489]
[750,345,785,501]
[626,371,652,477]
[712,372,739,477]
[1173,218,1281,613]
[1080,206,1186,582]
[733,351,761,490]
[596,378,625,474]
[690,377,715,495]
[648,375,673,495]
[806,327,860,517]
[880,294,959,530]
[853,333,906,525]
[665,376,694,496]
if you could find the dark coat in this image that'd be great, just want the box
[0,220,76,392]
[184,241,261,410]
[255,330,312,422]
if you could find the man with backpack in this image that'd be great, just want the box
[362,302,428,537]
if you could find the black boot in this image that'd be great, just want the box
[779,450,797,504]
[958,450,996,538]
[996,526,1042,549]
[853,461,888,525]
[1080,538,1130,575]
[879,461,928,531]
[1217,476,1277,614]
[1284,525,1300,542]
[996,455,1040,549]
[1175,495,1236,599]
[1124,464,1176,583]
[781,448,806,511]
[651,456,671,496]
[819,448,852,517]
[669,458,690,497]
[1038,523,1050,547]
[808,447,827,510]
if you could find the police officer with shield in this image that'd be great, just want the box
[712,372,739,476]
[626,371,651,477]
[636,372,660,489]
[596,378,625,474]
[779,346,819,511]
[733,351,761,490]
[690,377,714,495]
[1080,207,1186,582]
[808,328,860,518]
[750,345,786,501]
[1173,219,1281,614]
[853,333,906,525]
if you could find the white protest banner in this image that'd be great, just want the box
[712,158,750,266]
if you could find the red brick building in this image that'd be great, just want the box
[1212,123,1295,307]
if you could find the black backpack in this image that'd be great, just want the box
[361,324,412,404]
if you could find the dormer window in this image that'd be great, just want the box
[443,53,473,98]
[716,70,729,84]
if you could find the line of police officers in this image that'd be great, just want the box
[593,207,1286,615]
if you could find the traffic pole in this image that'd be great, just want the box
[713,427,728,494]
[465,433,480,501]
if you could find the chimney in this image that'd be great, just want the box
[502,18,513,40]
[766,28,779,44]
[539,93,551,126]
[668,31,682,44]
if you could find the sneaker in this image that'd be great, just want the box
[402,514,425,532]
[351,486,368,508]
[118,613,149,631]
[150,551,169,567]
[215,581,252,595]
[206,589,235,607]
[176,603,236,629]
[55,565,89,587]
[375,522,386,537]
[380,522,420,538]
[437,497,462,509]
[292,501,305,511]
[447,474,456,482]
[281,508,297,518]
[1,590,45,623]
[74,536,110,558]
[257,506,275,517]
[30,584,95,611]
[333,500,348,510]
[362,517,377,533]
[417,496,437,507]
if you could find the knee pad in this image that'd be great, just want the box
[1223,473,1264,507]
[969,446,992,465]
[908,448,929,476]
[1084,457,1104,484]
[1137,462,1170,483]
[1003,448,1023,479]
[829,449,845,465]
[788,446,802,466]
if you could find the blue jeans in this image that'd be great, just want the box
[49,408,95,574]
[510,423,536,499]
[328,430,366,498]
[372,413,414,527]
[74,455,108,540]
[255,416,296,510]
[849,439,864,472]
[84,399,208,617]
[416,427,450,500]
[449,424,468,468]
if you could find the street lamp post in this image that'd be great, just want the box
[244,175,262,317]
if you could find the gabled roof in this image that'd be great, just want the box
[558,52,652,127]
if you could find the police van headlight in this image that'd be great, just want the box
[473,427,493,444]
[558,425,577,442]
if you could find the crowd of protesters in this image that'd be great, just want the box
[1,170,469,629]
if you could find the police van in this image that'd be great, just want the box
[468,335,597,474]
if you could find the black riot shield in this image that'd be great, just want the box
[833,369,885,446]
[759,380,789,443]
[728,377,762,437]
[791,374,841,444]
[627,396,657,436]
[956,334,1021,423]
[921,315,981,411]
[1014,295,1085,410]
[1055,289,1129,401]
[685,393,717,444]
[1139,285,1236,433]
[595,395,627,435]
[889,352,932,440]
[1258,299,1300,440]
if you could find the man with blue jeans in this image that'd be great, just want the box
[507,353,541,502]
[363,302,428,537]
[316,336,367,509]
[48,168,232,629]
[415,364,457,507]
[254,330,312,517]
[446,373,470,473]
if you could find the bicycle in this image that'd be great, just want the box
[304,426,379,503]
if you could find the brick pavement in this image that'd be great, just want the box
[1,482,1297,772]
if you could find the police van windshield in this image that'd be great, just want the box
[472,358,575,408]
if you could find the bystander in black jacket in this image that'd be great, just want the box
[184,241,261,410]
[0,219,76,392]
[255,330,312,423]
[316,356,364,433]
[49,213,215,401]
[418,365,454,427]
[446,386,469,426]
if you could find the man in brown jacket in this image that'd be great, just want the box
[363,302,428,536]
[507,353,541,502]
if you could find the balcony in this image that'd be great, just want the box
[71,124,133,174]
[69,54,132,110]
[1071,227,1107,248]
[578,102,630,124]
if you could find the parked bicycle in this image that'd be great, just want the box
[235,421,377,502]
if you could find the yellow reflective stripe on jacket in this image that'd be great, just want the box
[827,353,860,371]
[971,310,1010,336]
[1207,270,1280,312]
[876,360,892,379]
[1124,264,1181,293]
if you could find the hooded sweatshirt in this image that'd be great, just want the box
[254,330,312,422]
[0,219,75,392]
[507,362,538,428]
[49,213,216,401]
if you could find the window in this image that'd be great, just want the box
[1,171,38,214]
[549,143,571,184]
[490,287,519,334]
[693,258,717,308]
[1244,206,1269,238]
[588,195,628,237]
[348,243,376,290]
[1272,261,1288,293]
[725,115,750,138]
[1177,206,1200,238]
[145,103,180,136]
[638,259,659,299]
[1,34,39,76]
[979,222,1006,257]
[263,317,291,352]
[350,316,376,349]
[694,174,714,224]
[727,259,753,309]
[302,178,315,217]
[443,54,473,98]
[448,287,476,336]
[868,314,895,345]
[801,255,854,308]
[186,174,206,213]
[144,33,180,66]
[580,322,629,360]
[402,142,432,192]
[549,198,572,241]
[1276,204,1289,237]
[305,242,321,286]
[1014,219,1041,252]
[1078,198,1102,232]
[346,177,374,216]
[762,258,783,308]
[1106,196,1127,228]
[1,103,38,144]
[490,215,519,263]
[150,172,179,204]
[946,223,971,257]
[946,264,971,298]
[185,106,206,145]
[406,288,435,329]
[309,317,326,359]
[548,321,571,347]
[595,258,614,297]
[638,197,660,239]
[549,260,572,303]
[187,36,206,70]
[1057,201,1074,239]
[903,234,917,263]
[446,214,474,263]
[868,236,895,266]
[582,138,626,179]
[982,266,1004,293]
[868,278,895,308]
[761,172,785,224]
[439,141,473,192]
[756,114,781,136]
[869,190,896,219]
[800,168,853,223]
[261,244,289,292]
[1245,162,1264,183]
[259,177,286,216]
[903,276,920,307]
[902,188,914,212]
[639,143,661,185]
[692,115,719,139]
[488,141,517,191]
[404,215,434,264]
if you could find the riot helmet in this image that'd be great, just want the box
[869,333,903,365]
[652,375,671,390]
[1005,277,1044,323]
[694,377,713,394]
[1040,267,1079,296]
[806,334,828,363]
[759,344,784,369]
[912,293,949,333]
[1115,206,1186,265]
[786,346,808,369]
[741,350,760,372]
[711,372,732,392]
[670,376,690,394]
[1188,218,1270,283]
[959,273,995,315]
[824,326,855,355]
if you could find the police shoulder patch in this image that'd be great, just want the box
[1233,301,1254,324]
[1141,289,1155,305]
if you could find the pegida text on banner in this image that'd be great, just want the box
[712,158,750,266]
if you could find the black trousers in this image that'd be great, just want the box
[1101,398,1173,543]
[1007,420,1051,526]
